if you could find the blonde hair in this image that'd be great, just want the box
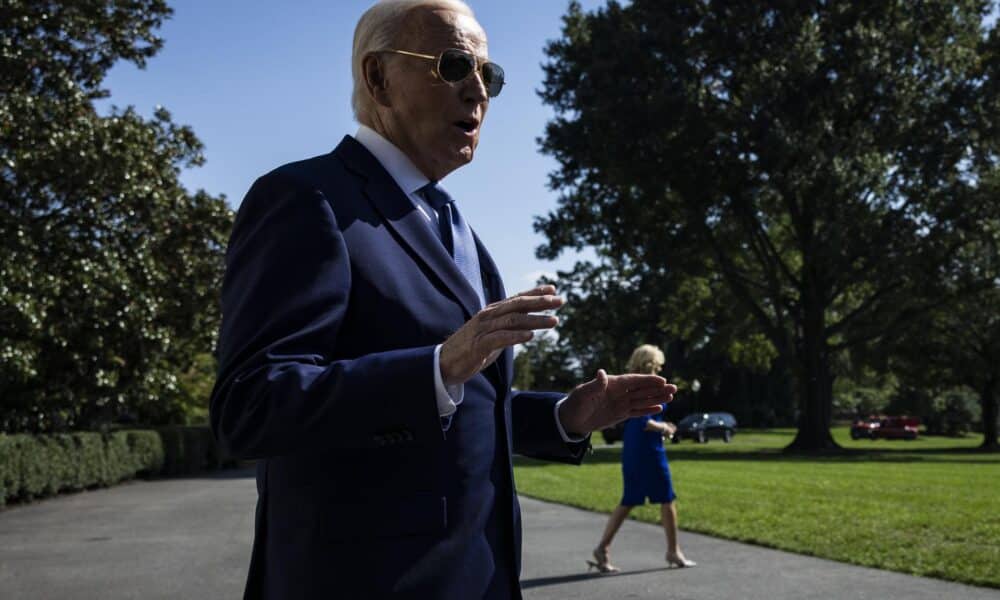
[351,0,476,126]
[625,344,665,374]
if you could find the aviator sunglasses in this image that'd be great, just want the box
[383,48,505,97]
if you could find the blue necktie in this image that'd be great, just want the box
[421,182,486,310]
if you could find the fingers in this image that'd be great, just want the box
[609,373,669,390]
[629,404,666,418]
[514,284,557,297]
[485,311,559,331]
[484,293,564,320]
[478,329,534,350]
[442,285,565,386]
[614,378,675,413]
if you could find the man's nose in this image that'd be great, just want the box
[461,68,489,104]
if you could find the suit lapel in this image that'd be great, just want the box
[472,232,512,389]
[334,136,482,320]
[473,230,505,305]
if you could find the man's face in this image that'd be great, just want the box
[376,8,490,181]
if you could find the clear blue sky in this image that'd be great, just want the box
[102,0,606,290]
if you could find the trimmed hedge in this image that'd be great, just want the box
[156,425,234,476]
[0,426,233,507]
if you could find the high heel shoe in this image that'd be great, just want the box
[586,547,620,573]
[666,552,696,568]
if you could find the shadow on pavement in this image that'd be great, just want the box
[521,567,669,590]
[179,466,257,480]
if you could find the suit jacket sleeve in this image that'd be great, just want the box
[511,391,590,465]
[210,172,443,459]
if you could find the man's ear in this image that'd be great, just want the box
[363,54,392,108]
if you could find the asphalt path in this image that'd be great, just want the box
[0,468,996,599]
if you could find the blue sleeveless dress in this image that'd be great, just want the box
[620,407,676,506]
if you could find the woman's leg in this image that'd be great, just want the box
[590,504,632,572]
[661,501,695,566]
[598,504,632,552]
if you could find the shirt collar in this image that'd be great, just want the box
[354,124,430,196]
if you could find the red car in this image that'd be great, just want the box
[850,415,920,440]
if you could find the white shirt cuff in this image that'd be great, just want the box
[554,396,588,443]
[434,345,464,423]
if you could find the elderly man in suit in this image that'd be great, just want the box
[210,1,676,598]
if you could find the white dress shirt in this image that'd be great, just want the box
[353,125,581,442]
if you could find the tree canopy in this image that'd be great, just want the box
[1,1,233,432]
[538,0,1000,450]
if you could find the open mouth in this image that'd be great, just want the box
[454,119,478,133]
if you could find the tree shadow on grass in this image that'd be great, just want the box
[515,446,999,467]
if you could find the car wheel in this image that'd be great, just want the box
[601,431,616,445]
[851,430,861,440]
[723,430,732,443]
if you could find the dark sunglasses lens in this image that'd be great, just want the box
[438,50,476,82]
[482,62,505,97]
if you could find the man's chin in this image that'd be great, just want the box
[442,150,475,174]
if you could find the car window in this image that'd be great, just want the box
[708,413,735,426]
[677,415,700,427]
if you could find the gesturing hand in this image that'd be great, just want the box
[439,285,564,386]
[558,370,677,436]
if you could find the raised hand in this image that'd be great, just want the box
[558,370,677,436]
[439,285,563,386]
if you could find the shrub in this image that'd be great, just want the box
[156,425,234,476]
[0,430,168,507]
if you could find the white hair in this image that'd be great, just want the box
[351,0,476,126]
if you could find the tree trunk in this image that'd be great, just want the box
[786,302,840,452]
[980,378,998,451]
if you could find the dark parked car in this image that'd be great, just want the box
[670,412,737,444]
[601,420,626,445]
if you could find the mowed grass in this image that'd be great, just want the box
[513,427,1000,588]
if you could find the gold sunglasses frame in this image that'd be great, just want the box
[382,48,506,96]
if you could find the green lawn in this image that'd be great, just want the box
[513,427,1000,588]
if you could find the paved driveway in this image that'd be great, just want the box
[0,469,996,599]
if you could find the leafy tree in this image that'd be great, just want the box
[888,213,1000,449]
[831,366,897,419]
[538,0,1000,450]
[1,1,233,432]
[539,258,793,425]
[512,333,580,393]
[887,386,981,437]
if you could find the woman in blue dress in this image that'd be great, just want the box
[589,345,696,573]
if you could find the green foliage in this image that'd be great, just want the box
[512,333,580,393]
[538,1,1000,449]
[174,353,218,425]
[0,1,233,432]
[0,426,229,506]
[886,209,1000,447]
[156,425,232,476]
[0,430,164,506]
[832,369,898,417]
[887,387,981,437]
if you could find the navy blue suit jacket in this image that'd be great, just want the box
[210,136,589,599]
